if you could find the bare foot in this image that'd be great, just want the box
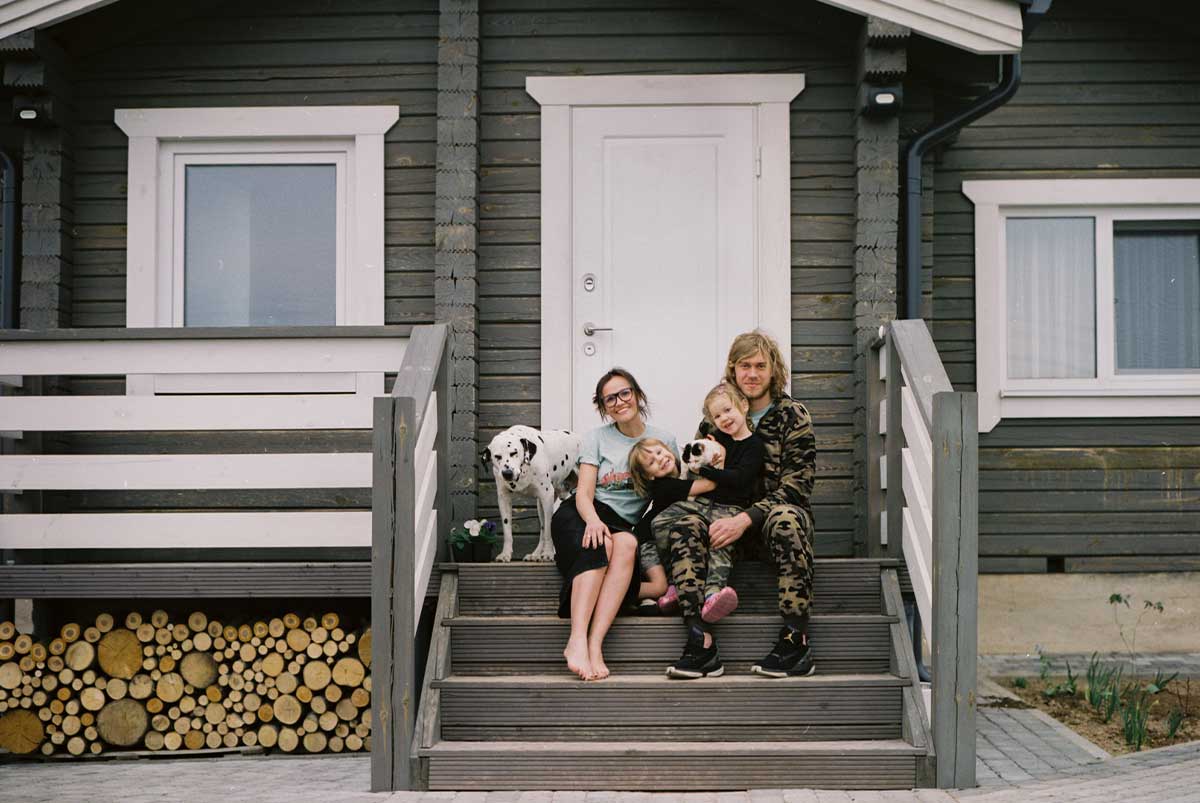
[564,636,592,680]
[587,642,610,680]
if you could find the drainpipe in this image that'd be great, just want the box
[902,0,1052,319]
[0,149,15,328]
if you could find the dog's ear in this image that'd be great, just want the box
[520,438,538,462]
[682,443,695,462]
[480,447,492,469]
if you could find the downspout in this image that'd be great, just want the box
[0,149,15,328]
[902,0,1052,319]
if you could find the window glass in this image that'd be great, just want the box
[1005,217,1096,379]
[184,164,336,326]
[1114,220,1200,372]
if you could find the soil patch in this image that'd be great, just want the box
[1000,674,1198,756]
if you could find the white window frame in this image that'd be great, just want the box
[115,106,397,394]
[963,178,1200,431]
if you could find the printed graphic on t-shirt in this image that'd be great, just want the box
[598,469,633,493]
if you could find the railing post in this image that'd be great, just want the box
[884,330,904,562]
[866,339,885,557]
[435,333,453,564]
[371,394,417,792]
[930,390,979,789]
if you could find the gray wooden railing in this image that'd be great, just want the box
[370,323,452,792]
[867,319,979,789]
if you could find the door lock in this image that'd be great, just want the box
[582,274,597,292]
[582,322,613,336]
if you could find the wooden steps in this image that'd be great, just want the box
[421,739,925,791]
[414,558,931,791]
[434,673,905,741]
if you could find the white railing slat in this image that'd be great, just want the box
[902,506,933,638]
[0,511,370,550]
[878,399,887,436]
[0,395,374,432]
[900,385,933,482]
[901,447,933,548]
[412,392,438,488]
[411,513,438,626]
[0,337,406,376]
[879,454,887,491]
[0,453,371,491]
[414,450,437,536]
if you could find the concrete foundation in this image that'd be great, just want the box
[979,572,1200,655]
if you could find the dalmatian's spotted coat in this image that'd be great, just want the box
[481,425,582,562]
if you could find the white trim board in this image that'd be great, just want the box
[529,74,801,430]
[962,177,1200,431]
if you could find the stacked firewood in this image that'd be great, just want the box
[0,612,372,756]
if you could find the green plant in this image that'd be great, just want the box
[447,518,498,550]
[1043,658,1078,699]
[1167,706,1185,739]
[1101,668,1125,723]
[1012,676,1028,689]
[1109,593,1165,670]
[1121,687,1153,750]
[1145,670,1178,695]
[1085,653,1118,710]
[1037,646,1053,682]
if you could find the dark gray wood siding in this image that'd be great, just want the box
[476,0,861,556]
[67,0,439,328]
[928,0,1200,572]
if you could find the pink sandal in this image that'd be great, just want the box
[701,586,739,623]
[657,585,679,614]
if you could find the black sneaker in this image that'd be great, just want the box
[665,626,724,679]
[634,599,661,617]
[751,626,816,678]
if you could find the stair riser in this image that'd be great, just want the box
[456,563,884,616]
[448,619,893,675]
[440,686,903,741]
[426,755,918,790]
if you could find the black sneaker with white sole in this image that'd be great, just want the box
[751,625,816,678]
[665,626,724,679]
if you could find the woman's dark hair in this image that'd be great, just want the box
[592,367,650,421]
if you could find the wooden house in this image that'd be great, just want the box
[0,0,1195,790]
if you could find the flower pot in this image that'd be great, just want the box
[450,541,495,563]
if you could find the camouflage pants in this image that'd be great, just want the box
[659,501,815,621]
[650,499,743,612]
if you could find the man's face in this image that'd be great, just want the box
[734,350,771,403]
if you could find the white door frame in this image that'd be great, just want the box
[526,74,805,429]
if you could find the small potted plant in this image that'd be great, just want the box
[448,518,499,563]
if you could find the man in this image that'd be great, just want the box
[654,331,817,679]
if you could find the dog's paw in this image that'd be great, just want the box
[494,550,513,563]
[526,546,555,562]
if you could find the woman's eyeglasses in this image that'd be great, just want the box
[601,387,635,408]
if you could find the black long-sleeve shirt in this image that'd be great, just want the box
[696,431,766,507]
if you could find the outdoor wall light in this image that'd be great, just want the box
[12,96,53,125]
[863,85,903,117]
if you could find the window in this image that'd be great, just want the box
[116,106,397,330]
[962,179,1200,431]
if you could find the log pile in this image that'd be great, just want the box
[0,612,372,757]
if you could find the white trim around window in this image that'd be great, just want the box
[962,178,1200,431]
[116,105,397,331]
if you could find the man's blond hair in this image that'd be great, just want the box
[723,331,789,400]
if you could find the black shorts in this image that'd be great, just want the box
[550,495,640,619]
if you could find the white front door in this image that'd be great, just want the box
[529,74,803,442]
[571,105,756,441]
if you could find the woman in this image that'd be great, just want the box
[550,368,678,681]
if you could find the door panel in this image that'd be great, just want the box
[571,105,756,442]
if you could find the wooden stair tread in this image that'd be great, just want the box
[434,671,907,688]
[441,557,899,570]
[446,612,898,625]
[422,738,924,756]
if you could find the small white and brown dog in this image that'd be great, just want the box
[681,438,723,474]
[481,425,582,562]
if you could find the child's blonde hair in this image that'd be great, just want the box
[702,381,750,423]
[627,438,677,498]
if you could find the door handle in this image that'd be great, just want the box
[582,322,613,336]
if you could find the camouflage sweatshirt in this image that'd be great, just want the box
[696,393,816,530]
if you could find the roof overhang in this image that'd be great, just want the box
[0,0,1024,55]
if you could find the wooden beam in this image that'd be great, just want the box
[930,391,978,789]
[0,452,372,490]
[0,394,375,431]
[889,320,952,432]
[884,333,903,561]
[0,511,370,549]
[0,335,408,375]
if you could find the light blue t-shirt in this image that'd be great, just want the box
[748,401,775,431]
[579,422,679,526]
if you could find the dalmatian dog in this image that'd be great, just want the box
[482,425,582,562]
[681,438,724,474]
